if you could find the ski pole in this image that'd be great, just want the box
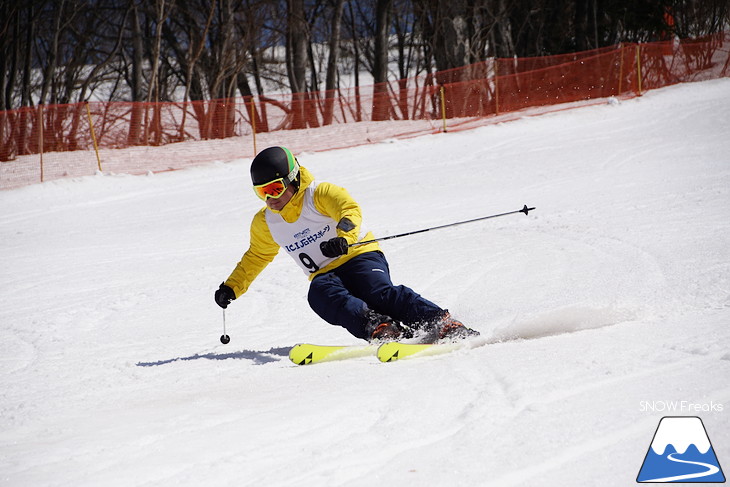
[349,204,535,248]
[220,309,231,344]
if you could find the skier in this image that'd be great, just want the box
[214,146,478,342]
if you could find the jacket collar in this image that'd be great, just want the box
[268,166,314,223]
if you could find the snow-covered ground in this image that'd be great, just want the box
[1,78,729,486]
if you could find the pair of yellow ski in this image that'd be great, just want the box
[289,341,464,365]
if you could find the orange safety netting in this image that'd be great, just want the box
[1,32,728,189]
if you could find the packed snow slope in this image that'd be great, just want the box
[1,79,729,487]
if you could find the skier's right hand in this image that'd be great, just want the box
[215,283,236,309]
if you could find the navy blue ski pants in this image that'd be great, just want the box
[307,251,444,339]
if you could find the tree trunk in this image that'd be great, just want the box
[323,0,345,125]
[128,0,145,145]
[345,1,363,121]
[494,0,515,58]
[433,0,469,73]
[39,0,66,105]
[371,0,391,121]
[575,0,589,51]
[286,0,309,129]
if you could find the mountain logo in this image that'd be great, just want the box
[637,416,725,483]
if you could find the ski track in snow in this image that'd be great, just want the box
[1,79,729,486]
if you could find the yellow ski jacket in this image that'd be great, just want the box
[224,166,381,297]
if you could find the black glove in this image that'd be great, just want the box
[320,237,349,258]
[215,283,236,309]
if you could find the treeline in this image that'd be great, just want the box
[1,0,727,111]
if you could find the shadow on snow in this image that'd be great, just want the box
[136,346,291,367]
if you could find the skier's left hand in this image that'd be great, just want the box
[320,237,349,258]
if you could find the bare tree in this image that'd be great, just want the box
[323,0,345,125]
[371,0,391,120]
[665,0,729,38]
[38,0,70,105]
[2,0,729,115]
[287,0,309,128]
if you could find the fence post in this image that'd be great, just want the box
[494,59,500,115]
[439,85,447,132]
[636,43,643,96]
[618,43,624,95]
[250,97,257,155]
[38,104,44,183]
[86,102,102,171]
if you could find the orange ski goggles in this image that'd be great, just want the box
[252,163,299,201]
[253,178,288,200]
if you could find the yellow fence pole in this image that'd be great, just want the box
[636,43,643,96]
[439,86,447,133]
[38,104,44,183]
[86,102,102,171]
[250,98,257,155]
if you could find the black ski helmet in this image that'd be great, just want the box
[250,146,300,189]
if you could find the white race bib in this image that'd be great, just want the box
[265,182,339,275]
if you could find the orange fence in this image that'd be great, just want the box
[1,33,728,189]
